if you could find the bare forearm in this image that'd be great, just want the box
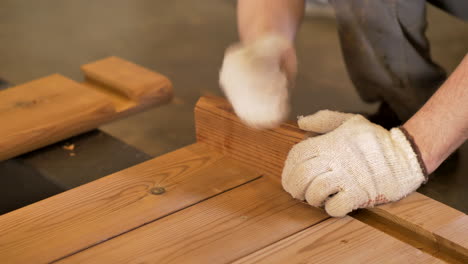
[404,54,468,174]
[237,0,304,43]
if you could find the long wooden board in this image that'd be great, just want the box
[234,217,440,264]
[56,178,328,264]
[0,143,260,264]
[358,193,468,262]
[0,56,172,161]
[55,178,445,264]
[194,95,468,261]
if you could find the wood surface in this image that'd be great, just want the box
[81,56,173,112]
[56,178,328,264]
[1,95,466,263]
[0,143,260,264]
[234,217,440,264]
[194,95,468,261]
[364,192,468,262]
[195,95,310,179]
[0,56,172,161]
[0,74,114,161]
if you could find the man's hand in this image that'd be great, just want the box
[219,34,296,129]
[282,111,426,217]
[218,0,304,129]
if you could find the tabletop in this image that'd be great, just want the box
[0,95,466,263]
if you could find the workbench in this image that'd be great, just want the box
[0,59,467,263]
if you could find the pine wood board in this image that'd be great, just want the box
[0,74,114,161]
[0,143,260,264]
[194,95,468,261]
[364,192,468,261]
[1,95,466,263]
[0,56,172,161]
[56,178,328,264]
[234,217,441,264]
[195,95,309,179]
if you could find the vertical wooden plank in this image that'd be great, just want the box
[195,95,309,178]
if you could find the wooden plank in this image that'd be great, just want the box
[56,178,328,264]
[0,75,114,161]
[362,193,468,262]
[0,57,172,161]
[194,95,468,260]
[81,56,173,109]
[435,215,468,256]
[195,95,310,179]
[234,217,441,264]
[0,143,260,264]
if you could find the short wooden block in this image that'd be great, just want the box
[0,57,172,161]
[81,56,172,108]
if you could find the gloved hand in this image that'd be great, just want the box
[219,34,296,129]
[282,110,427,217]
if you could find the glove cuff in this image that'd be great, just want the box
[394,127,429,183]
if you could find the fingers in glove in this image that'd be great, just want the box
[282,157,331,201]
[324,188,369,217]
[304,171,342,208]
[283,138,320,166]
[298,110,355,133]
[323,191,354,217]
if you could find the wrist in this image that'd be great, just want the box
[236,34,298,85]
[402,121,439,174]
[240,32,293,47]
[237,0,304,44]
[401,55,468,174]
[397,126,429,180]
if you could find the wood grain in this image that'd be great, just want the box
[435,215,468,256]
[56,178,328,264]
[0,143,260,264]
[81,56,173,112]
[364,192,468,262]
[234,217,441,264]
[2,94,464,263]
[195,95,310,179]
[194,95,468,261]
[0,57,172,161]
[0,74,115,161]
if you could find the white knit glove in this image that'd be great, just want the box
[219,34,296,129]
[282,110,427,217]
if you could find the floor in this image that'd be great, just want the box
[0,1,467,210]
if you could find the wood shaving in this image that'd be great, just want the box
[63,144,75,151]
